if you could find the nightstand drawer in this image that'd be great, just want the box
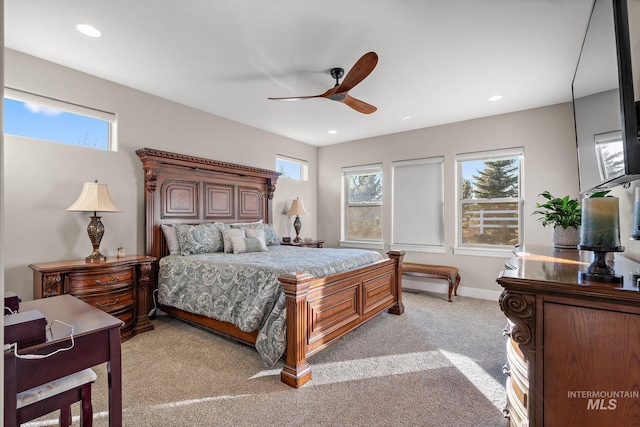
[68,266,134,293]
[78,285,135,312]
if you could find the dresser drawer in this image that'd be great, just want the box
[67,266,134,294]
[76,285,135,314]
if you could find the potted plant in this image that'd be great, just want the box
[533,191,582,248]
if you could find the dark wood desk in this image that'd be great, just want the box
[4,295,124,426]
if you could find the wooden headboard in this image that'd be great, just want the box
[136,148,280,261]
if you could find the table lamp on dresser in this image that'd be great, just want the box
[67,180,121,262]
[287,198,308,243]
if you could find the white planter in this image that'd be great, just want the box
[553,226,580,249]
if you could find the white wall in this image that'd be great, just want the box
[4,49,318,300]
[318,103,582,299]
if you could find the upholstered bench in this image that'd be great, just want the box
[401,263,460,302]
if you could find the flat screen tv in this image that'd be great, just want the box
[573,0,639,194]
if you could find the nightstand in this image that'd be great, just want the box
[29,255,156,341]
[281,239,324,248]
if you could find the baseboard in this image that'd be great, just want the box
[402,278,503,301]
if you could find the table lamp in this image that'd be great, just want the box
[287,198,308,243]
[67,180,121,262]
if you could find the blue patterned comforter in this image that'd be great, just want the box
[157,246,383,366]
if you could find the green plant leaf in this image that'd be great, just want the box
[532,191,581,229]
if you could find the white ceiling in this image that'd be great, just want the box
[4,0,594,146]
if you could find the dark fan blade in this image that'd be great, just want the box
[267,95,322,101]
[268,87,336,101]
[342,94,377,114]
[335,52,378,94]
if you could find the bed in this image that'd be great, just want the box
[136,148,405,388]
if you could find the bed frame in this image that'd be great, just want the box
[136,148,405,388]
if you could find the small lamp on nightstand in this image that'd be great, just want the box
[67,180,121,262]
[287,198,308,243]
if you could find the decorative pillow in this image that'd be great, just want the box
[230,219,263,227]
[173,223,224,255]
[231,221,280,246]
[161,224,181,255]
[230,235,268,254]
[263,223,280,246]
[222,227,245,253]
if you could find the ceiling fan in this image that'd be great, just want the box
[268,51,378,114]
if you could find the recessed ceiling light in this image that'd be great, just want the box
[328,130,337,134]
[487,95,503,102]
[401,116,412,121]
[76,24,102,38]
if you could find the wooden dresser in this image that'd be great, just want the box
[498,245,640,426]
[29,255,156,341]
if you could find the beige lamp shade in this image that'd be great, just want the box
[67,181,121,213]
[286,198,308,216]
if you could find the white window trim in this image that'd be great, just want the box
[341,163,383,244]
[455,147,524,253]
[389,243,446,254]
[339,240,385,250]
[276,154,308,181]
[453,246,514,258]
[4,87,118,151]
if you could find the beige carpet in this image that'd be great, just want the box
[26,291,510,427]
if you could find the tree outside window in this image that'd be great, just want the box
[343,166,382,242]
[458,149,523,247]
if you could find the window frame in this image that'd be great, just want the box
[454,147,524,258]
[390,156,445,254]
[340,163,384,249]
[4,87,117,151]
[276,154,308,181]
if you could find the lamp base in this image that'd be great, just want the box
[293,215,302,243]
[86,215,107,263]
[86,248,107,263]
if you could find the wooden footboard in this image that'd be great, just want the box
[279,250,404,388]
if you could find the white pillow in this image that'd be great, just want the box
[222,228,245,253]
[161,224,181,255]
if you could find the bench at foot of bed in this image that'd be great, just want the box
[401,262,460,302]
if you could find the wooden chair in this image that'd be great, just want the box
[16,368,97,427]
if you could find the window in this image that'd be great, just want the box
[456,148,523,255]
[342,164,383,246]
[3,88,117,151]
[276,155,308,181]
[391,157,444,253]
[594,130,624,180]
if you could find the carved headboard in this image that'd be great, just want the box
[136,148,280,262]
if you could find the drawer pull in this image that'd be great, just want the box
[502,324,512,337]
[95,276,120,286]
[96,297,119,308]
[503,362,511,376]
[502,407,511,420]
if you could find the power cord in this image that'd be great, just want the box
[148,288,159,318]
[13,319,75,360]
